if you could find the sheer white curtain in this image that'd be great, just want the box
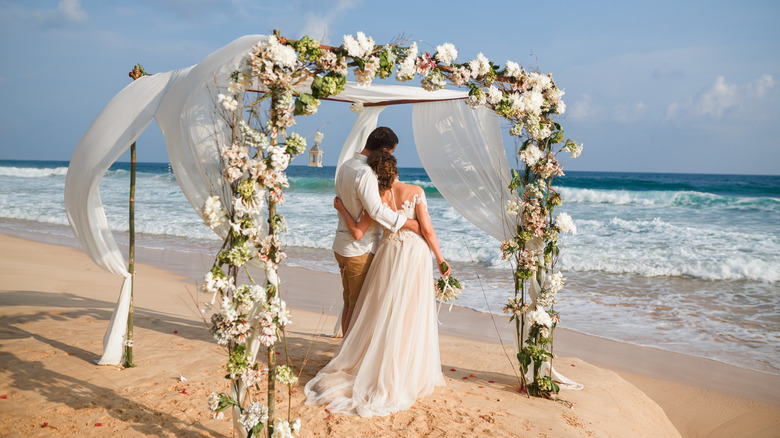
[64,35,263,365]
[412,100,582,390]
[335,106,386,178]
[412,100,516,242]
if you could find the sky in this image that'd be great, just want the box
[0,0,778,175]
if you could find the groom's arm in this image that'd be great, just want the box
[356,170,407,232]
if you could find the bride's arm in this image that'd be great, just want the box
[334,197,373,240]
[415,189,451,276]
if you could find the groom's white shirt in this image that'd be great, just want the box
[332,153,407,257]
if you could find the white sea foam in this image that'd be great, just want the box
[0,166,68,178]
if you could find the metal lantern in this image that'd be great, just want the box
[308,143,323,167]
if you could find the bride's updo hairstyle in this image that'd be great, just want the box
[367,150,398,194]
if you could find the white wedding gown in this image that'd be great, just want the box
[305,192,445,417]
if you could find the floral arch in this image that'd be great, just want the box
[64,31,582,437]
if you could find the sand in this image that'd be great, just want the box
[1,232,778,437]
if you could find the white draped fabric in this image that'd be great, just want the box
[413,101,517,242]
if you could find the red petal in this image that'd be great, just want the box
[478,386,484,388]
[95,422,103,427]
[470,374,476,378]
[450,368,456,371]
[571,364,576,367]
[488,380,495,383]
[0,395,7,399]
[174,330,178,334]
[462,377,468,380]
[41,422,48,428]
[181,390,187,394]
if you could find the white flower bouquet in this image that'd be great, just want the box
[434,261,463,304]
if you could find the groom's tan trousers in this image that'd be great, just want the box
[334,252,374,310]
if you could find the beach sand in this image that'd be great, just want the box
[1,233,778,437]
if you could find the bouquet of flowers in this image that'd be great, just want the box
[434,261,463,304]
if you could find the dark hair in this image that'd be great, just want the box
[364,126,398,152]
[367,150,398,193]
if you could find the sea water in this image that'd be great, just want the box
[1,159,778,374]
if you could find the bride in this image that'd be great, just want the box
[305,150,450,417]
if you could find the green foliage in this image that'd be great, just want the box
[310,72,346,99]
[290,35,322,62]
[226,344,249,378]
[293,93,320,116]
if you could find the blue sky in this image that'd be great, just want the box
[0,0,778,174]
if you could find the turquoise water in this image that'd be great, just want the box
[1,159,778,374]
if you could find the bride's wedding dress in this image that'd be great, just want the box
[305,191,445,417]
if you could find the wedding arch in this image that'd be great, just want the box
[64,32,582,436]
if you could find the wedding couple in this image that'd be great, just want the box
[304,127,450,417]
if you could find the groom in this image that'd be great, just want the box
[332,127,420,334]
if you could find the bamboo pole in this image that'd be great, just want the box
[124,64,145,368]
[124,141,136,368]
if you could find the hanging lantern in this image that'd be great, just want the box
[308,131,324,167]
[308,143,323,167]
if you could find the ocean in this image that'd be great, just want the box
[1,159,778,374]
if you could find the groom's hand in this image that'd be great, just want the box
[401,218,421,234]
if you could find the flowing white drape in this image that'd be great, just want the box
[412,100,516,242]
[412,100,581,390]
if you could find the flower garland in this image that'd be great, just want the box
[203,31,580,436]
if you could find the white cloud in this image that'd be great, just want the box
[697,76,739,119]
[613,102,647,124]
[58,0,87,24]
[569,94,594,120]
[0,0,88,26]
[652,64,684,79]
[667,74,776,122]
[747,74,775,99]
[299,0,362,43]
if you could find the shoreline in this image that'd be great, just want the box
[2,223,778,382]
[1,232,778,436]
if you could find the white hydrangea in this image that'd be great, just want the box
[527,72,552,91]
[544,272,565,295]
[506,199,520,216]
[270,419,301,438]
[505,60,522,79]
[343,31,375,58]
[314,131,324,144]
[396,43,418,81]
[268,145,289,171]
[519,145,545,166]
[260,35,298,70]
[555,212,577,235]
[239,402,269,431]
[434,42,458,66]
[202,196,227,229]
[486,86,503,105]
[354,56,380,86]
[469,52,491,78]
[527,308,553,327]
[555,100,566,115]
[520,89,545,116]
[350,102,364,113]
